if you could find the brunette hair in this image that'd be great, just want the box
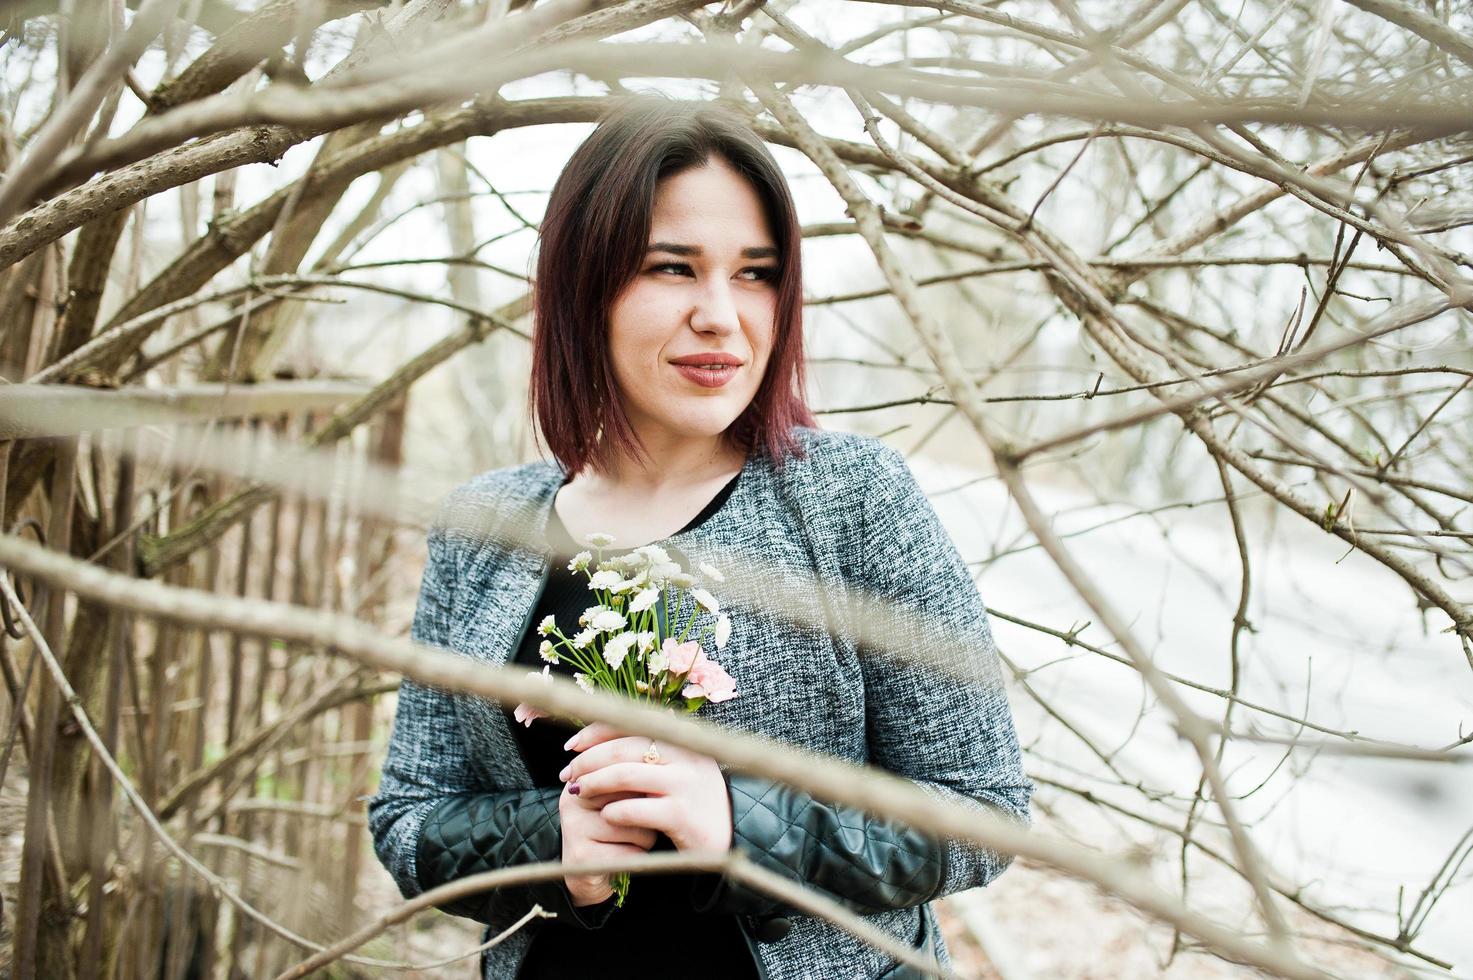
[527,95,817,477]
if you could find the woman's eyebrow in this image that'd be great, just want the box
[647,241,779,259]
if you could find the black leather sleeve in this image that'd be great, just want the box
[691,772,948,918]
[415,788,619,929]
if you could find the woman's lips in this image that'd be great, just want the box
[673,363,738,388]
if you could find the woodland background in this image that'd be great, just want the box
[0,0,1470,978]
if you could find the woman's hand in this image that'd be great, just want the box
[560,722,733,854]
[558,781,657,907]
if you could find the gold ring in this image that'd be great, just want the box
[642,740,662,765]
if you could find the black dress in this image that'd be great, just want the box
[503,470,759,980]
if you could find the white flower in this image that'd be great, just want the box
[590,609,627,633]
[584,532,616,549]
[714,613,731,650]
[647,648,669,673]
[539,639,558,663]
[668,571,696,590]
[624,568,650,589]
[603,631,637,669]
[636,631,656,653]
[537,614,556,636]
[629,588,660,613]
[566,551,592,573]
[574,672,593,692]
[612,575,642,595]
[691,588,720,615]
[699,561,725,583]
[572,628,597,649]
[588,569,624,592]
[580,604,614,626]
[635,544,671,565]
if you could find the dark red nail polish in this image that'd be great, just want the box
[568,781,581,796]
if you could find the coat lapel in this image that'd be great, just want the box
[448,461,565,791]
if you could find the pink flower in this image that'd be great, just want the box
[662,638,705,676]
[683,657,738,703]
[513,666,553,727]
[513,702,546,727]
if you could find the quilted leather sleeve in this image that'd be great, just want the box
[692,771,947,917]
[415,790,617,928]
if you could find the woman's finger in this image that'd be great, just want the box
[580,839,650,863]
[565,726,698,768]
[561,735,654,783]
[564,785,643,808]
[573,761,677,801]
[592,819,657,851]
[565,721,627,752]
[600,796,677,838]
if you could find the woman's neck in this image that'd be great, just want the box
[555,436,746,551]
[590,433,745,496]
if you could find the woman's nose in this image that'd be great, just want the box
[689,279,741,334]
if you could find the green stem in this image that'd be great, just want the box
[559,645,603,680]
[677,594,699,642]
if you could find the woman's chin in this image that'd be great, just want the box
[658,412,742,442]
[682,420,741,441]
[664,398,745,431]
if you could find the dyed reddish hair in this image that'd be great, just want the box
[528,95,817,477]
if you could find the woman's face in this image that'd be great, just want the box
[606,155,780,455]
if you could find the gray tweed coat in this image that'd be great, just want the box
[367,425,1032,978]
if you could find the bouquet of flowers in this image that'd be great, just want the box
[511,532,738,906]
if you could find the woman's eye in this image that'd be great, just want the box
[743,267,780,282]
[649,263,778,282]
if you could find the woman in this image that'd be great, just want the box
[367,96,1032,980]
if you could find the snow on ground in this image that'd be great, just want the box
[913,449,1473,976]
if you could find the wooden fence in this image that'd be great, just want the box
[1,381,411,980]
